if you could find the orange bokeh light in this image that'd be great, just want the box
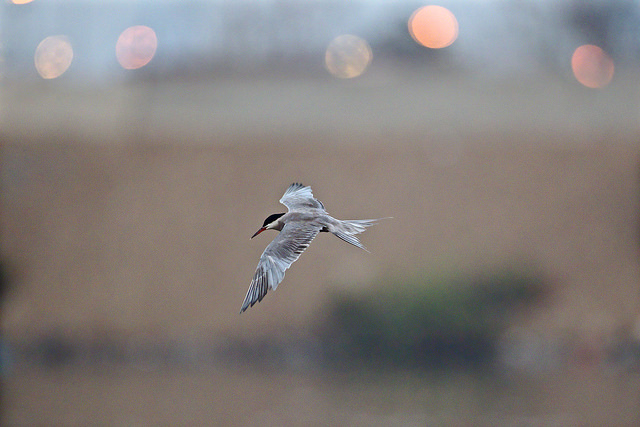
[571,44,614,89]
[12,0,35,4]
[409,5,459,49]
[115,25,158,70]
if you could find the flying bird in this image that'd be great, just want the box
[240,183,386,313]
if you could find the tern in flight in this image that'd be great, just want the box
[240,183,386,313]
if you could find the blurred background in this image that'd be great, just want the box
[2,0,640,425]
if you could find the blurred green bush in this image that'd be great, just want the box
[318,266,547,370]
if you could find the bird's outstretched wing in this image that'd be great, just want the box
[240,221,321,313]
[279,183,325,211]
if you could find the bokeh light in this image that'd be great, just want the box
[34,35,73,79]
[11,0,35,4]
[116,25,158,70]
[409,5,459,49]
[571,44,614,89]
[324,35,372,79]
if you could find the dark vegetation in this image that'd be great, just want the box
[318,266,548,371]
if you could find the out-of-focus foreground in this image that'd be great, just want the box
[2,0,640,425]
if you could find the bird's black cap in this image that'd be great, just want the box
[262,213,285,227]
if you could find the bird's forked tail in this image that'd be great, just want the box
[332,217,390,252]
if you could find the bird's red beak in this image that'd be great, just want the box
[251,227,266,239]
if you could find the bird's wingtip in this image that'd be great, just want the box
[287,182,306,191]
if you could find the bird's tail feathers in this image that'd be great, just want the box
[341,217,391,234]
[332,230,369,252]
[332,217,391,252]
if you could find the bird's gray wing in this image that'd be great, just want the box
[240,221,321,312]
[279,183,325,211]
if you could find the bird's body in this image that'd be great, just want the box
[240,183,385,313]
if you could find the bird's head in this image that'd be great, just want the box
[251,213,285,238]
